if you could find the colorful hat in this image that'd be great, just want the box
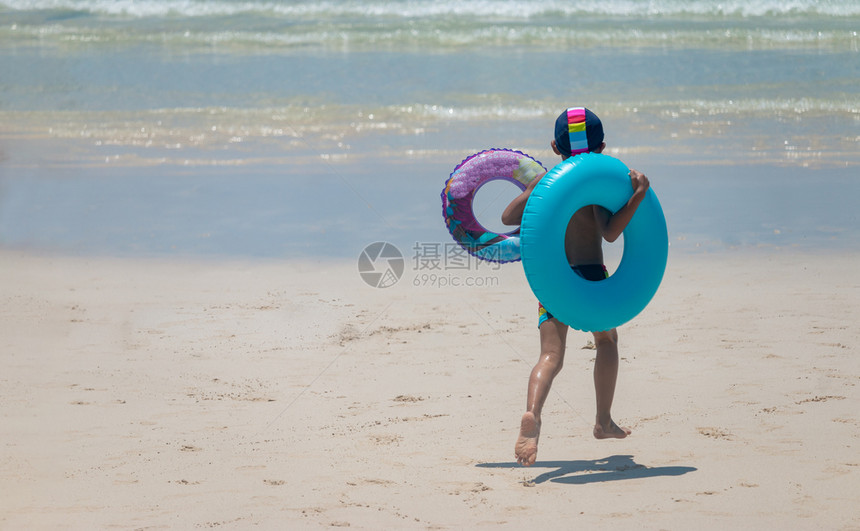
[554,107,604,157]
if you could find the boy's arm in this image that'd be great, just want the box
[501,171,547,226]
[595,169,650,243]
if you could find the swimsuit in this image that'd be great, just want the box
[537,264,608,327]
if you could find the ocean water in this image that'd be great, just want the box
[0,0,858,258]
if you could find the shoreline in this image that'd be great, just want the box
[2,248,858,528]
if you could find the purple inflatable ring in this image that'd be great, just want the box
[441,148,546,263]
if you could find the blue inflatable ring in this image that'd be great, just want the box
[520,153,668,332]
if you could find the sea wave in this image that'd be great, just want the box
[2,20,858,53]
[4,96,858,169]
[4,0,859,52]
[6,96,856,133]
[3,0,860,19]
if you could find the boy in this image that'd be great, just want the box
[501,107,650,467]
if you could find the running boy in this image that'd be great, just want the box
[501,107,651,466]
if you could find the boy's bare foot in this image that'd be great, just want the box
[515,412,540,466]
[593,419,631,440]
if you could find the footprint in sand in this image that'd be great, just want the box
[696,427,733,440]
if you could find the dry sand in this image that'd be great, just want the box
[1,249,858,529]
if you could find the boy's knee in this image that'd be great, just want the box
[539,347,565,372]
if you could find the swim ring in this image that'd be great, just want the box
[520,153,668,332]
[441,149,546,263]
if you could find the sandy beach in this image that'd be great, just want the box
[2,3,858,527]
[1,248,858,529]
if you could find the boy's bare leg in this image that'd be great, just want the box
[592,329,632,439]
[515,318,567,466]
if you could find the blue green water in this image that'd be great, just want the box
[1,0,858,257]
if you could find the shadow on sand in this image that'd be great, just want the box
[476,455,696,485]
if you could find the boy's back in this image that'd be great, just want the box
[564,206,609,266]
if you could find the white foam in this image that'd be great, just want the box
[3,0,859,19]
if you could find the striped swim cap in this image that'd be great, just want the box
[554,107,604,157]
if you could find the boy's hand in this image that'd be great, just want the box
[628,169,650,195]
